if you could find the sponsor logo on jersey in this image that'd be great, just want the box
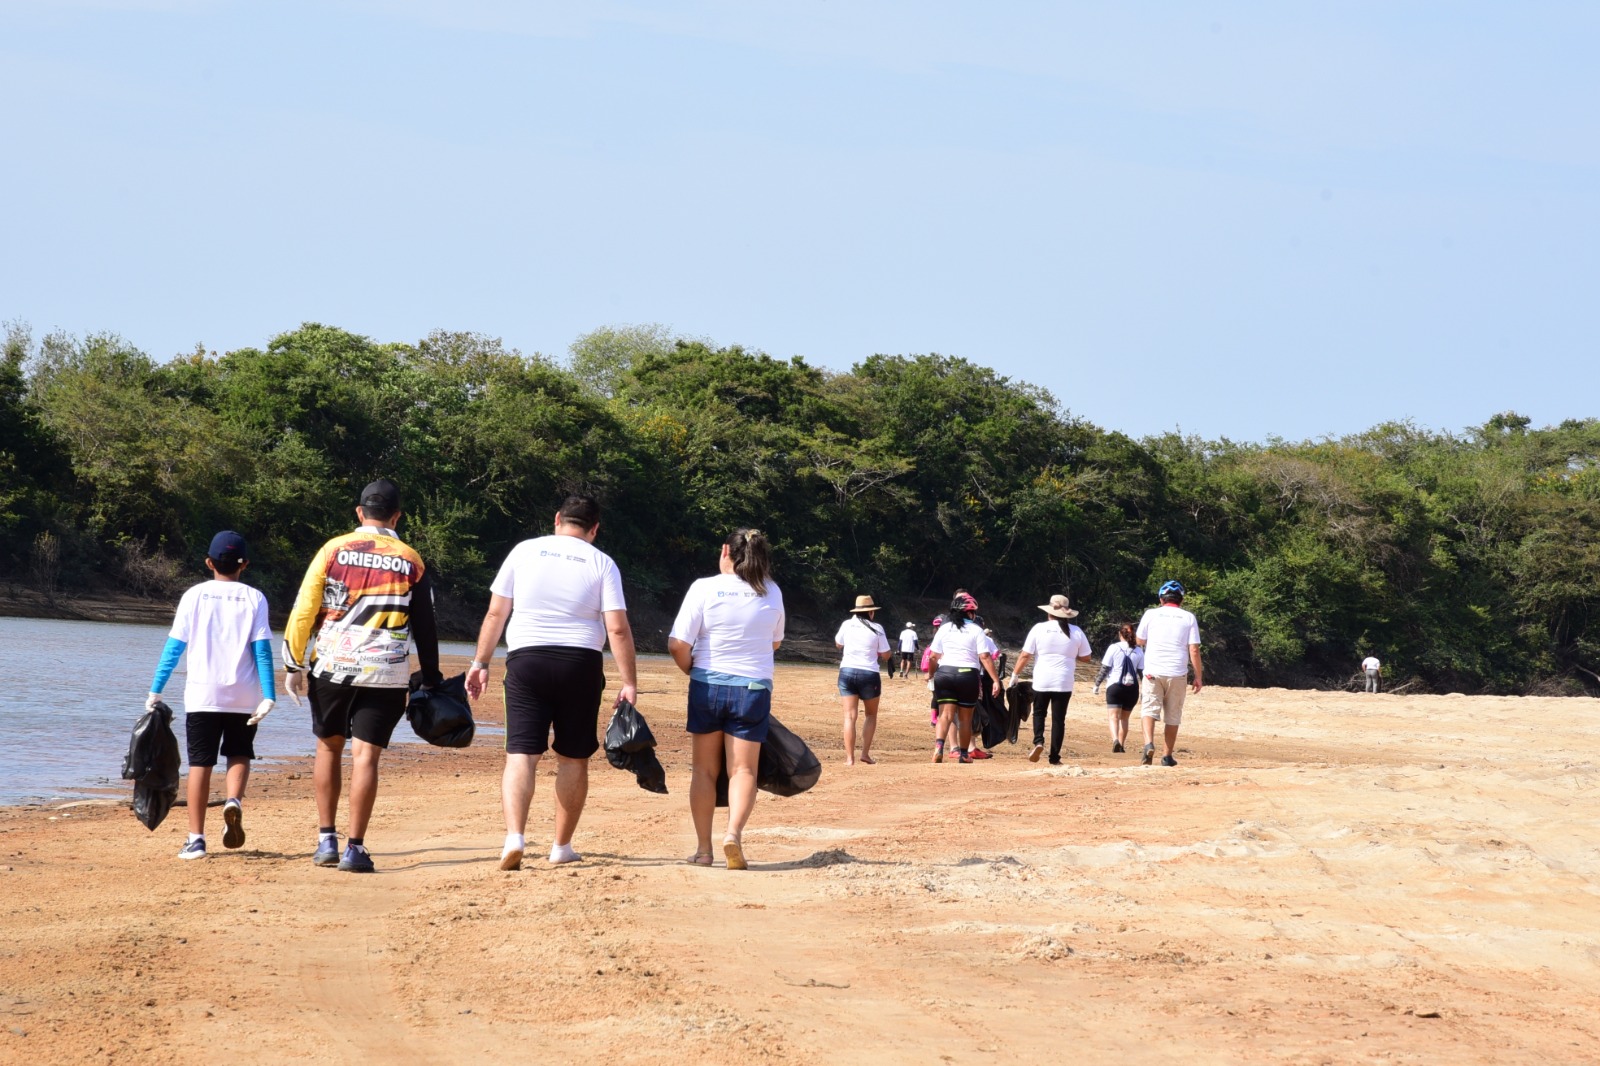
[335,549,415,576]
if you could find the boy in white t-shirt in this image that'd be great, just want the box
[146,531,277,860]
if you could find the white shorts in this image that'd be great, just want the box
[1140,674,1188,725]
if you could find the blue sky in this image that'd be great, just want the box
[2,1,1595,441]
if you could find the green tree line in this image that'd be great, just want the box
[3,321,1597,695]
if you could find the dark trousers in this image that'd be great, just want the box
[1032,690,1072,761]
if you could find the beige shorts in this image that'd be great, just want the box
[1140,674,1188,725]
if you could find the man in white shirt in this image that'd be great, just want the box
[1361,655,1382,693]
[465,495,638,870]
[897,623,919,679]
[1135,580,1202,767]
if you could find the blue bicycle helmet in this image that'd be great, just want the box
[1158,580,1185,598]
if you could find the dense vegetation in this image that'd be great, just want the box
[3,321,1597,695]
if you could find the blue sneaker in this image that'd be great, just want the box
[338,843,375,873]
[177,838,207,860]
[313,836,340,867]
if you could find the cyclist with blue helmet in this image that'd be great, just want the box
[1134,580,1203,766]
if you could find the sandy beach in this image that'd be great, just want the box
[2,655,1597,1065]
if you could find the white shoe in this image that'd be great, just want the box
[178,838,207,860]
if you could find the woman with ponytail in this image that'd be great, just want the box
[835,595,891,765]
[926,591,1001,764]
[1009,595,1095,765]
[667,528,786,870]
[1093,623,1144,753]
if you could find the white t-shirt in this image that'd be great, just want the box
[169,580,272,713]
[1101,641,1145,686]
[929,620,991,669]
[1136,604,1201,677]
[1022,621,1092,692]
[670,574,786,680]
[1362,656,1381,672]
[898,628,918,653]
[835,617,890,671]
[489,535,627,652]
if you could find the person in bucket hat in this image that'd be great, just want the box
[1008,595,1094,764]
[835,595,890,765]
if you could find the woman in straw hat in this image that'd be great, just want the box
[835,595,891,764]
[1008,595,1095,765]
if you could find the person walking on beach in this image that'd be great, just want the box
[668,528,785,870]
[1135,580,1202,767]
[283,479,442,873]
[835,596,890,765]
[897,623,919,679]
[1009,596,1094,765]
[1093,623,1144,753]
[465,495,637,869]
[146,531,277,860]
[1361,654,1382,693]
[927,592,1001,764]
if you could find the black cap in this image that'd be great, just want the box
[207,530,248,561]
[359,479,401,513]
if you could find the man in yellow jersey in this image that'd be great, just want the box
[283,479,442,872]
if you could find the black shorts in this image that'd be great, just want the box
[309,676,408,748]
[503,646,605,758]
[932,665,981,707]
[185,712,257,768]
[898,651,916,668]
[1105,681,1140,711]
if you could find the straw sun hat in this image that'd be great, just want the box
[1038,594,1079,619]
[849,595,880,613]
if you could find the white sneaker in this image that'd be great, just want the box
[178,838,207,860]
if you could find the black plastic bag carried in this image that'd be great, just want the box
[1005,680,1033,745]
[407,672,475,748]
[714,715,821,806]
[605,700,668,795]
[122,699,180,831]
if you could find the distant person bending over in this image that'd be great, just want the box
[835,596,890,765]
[1134,580,1202,767]
[147,531,277,861]
[1010,596,1094,765]
[1093,623,1144,753]
[668,528,786,870]
[927,593,1001,764]
[465,495,638,870]
[283,479,442,873]
[1362,655,1382,693]
[897,623,919,680]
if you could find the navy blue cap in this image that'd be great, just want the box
[208,530,248,561]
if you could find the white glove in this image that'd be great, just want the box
[145,692,162,712]
[247,698,275,726]
[286,670,309,699]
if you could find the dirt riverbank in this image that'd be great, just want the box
[2,655,1597,1064]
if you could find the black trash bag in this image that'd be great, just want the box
[1005,680,1034,745]
[407,672,475,748]
[122,699,180,831]
[604,698,657,754]
[713,715,821,806]
[604,700,669,794]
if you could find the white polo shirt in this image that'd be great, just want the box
[490,535,627,652]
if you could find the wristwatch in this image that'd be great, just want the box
[470,660,489,671]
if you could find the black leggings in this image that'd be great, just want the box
[1032,690,1072,761]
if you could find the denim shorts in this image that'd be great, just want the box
[686,679,772,742]
[837,667,883,700]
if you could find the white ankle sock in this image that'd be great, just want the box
[188,833,204,844]
[548,842,580,864]
[503,833,525,854]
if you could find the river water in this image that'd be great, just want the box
[0,617,482,805]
